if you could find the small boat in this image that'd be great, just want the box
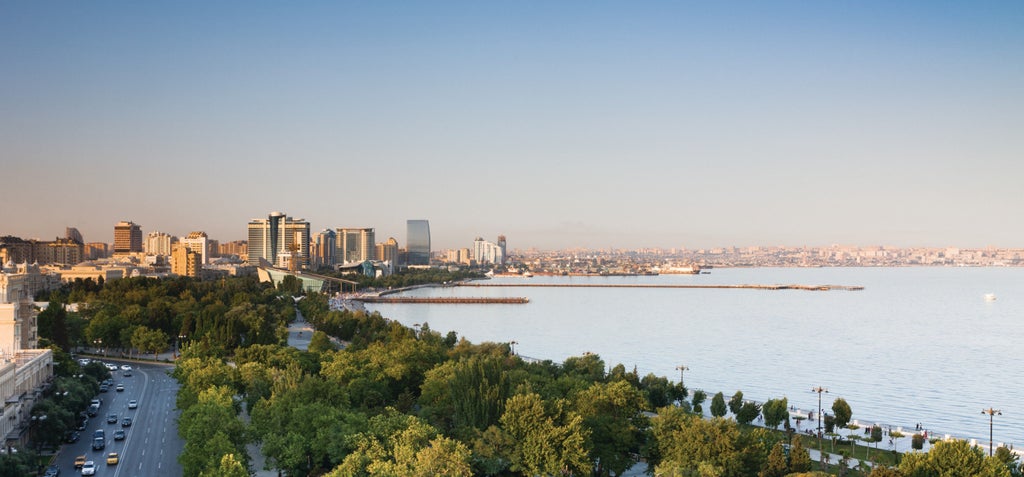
[984,293,997,302]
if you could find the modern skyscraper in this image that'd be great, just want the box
[337,228,376,264]
[113,221,143,254]
[406,220,430,266]
[65,227,84,245]
[312,229,337,269]
[247,212,310,268]
[497,235,507,265]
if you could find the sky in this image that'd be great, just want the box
[2,1,1022,251]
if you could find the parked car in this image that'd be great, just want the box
[64,431,80,443]
[98,384,108,393]
[43,464,60,477]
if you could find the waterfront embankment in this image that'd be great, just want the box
[459,283,865,291]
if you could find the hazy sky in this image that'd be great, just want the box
[2,2,1022,251]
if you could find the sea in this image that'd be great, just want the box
[364,267,1023,449]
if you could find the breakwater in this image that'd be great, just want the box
[459,283,864,291]
[355,296,530,304]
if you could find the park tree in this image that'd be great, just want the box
[199,453,249,477]
[711,392,728,418]
[308,330,336,354]
[995,446,1022,477]
[789,435,811,472]
[762,442,789,477]
[729,391,744,415]
[898,439,1011,477]
[640,373,684,408]
[691,389,707,414]
[131,326,169,359]
[177,386,247,477]
[736,401,762,426]
[574,380,648,477]
[867,466,901,477]
[37,298,71,350]
[331,410,473,477]
[650,406,744,477]
[832,397,852,429]
[761,398,789,430]
[418,355,511,435]
[500,393,590,477]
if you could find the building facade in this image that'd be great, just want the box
[337,228,375,264]
[406,220,431,266]
[179,231,210,265]
[247,212,311,269]
[473,237,505,265]
[113,221,143,254]
[171,244,201,277]
[313,229,336,269]
[144,232,174,256]
[376,237,399,264]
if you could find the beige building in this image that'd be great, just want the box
[171,244,201,278]
[0,263,55,448]
[376,237,399,264]
[144,232,174,256]
[179,231,210,265]
[337,228,375,264]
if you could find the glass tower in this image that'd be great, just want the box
[406,220,431,266]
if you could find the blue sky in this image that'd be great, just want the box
[2,2,1022,250]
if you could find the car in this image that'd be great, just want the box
[77,418,88,430]
[115,384,124,392]
[44,464,60,477]
[93,429,105,439]
[74,455,86,469]
[123,369,132,377]
[107,413,118,424]
[106,452,119,465]
[113,429,125,440]
[127,399,138,409]
[90,398,102,407]
[120,364,131,371]
[102,378,113,386]
[121,417,132,427]
[81,461,96,476]
[91,437,104,450]
[64,431,80,443]
[87,404,99,416]
[98,385,108,393]
[105,363,117,371]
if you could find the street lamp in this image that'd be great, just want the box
[676,364,689,397]
[812,386,829,461]
[509,340,518,355]
[982,408,1001,456]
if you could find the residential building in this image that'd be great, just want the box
[84,242,108,260]
[406,220,431,266]
[473,237,505,265]
[376,237,399,264]
[179,231,210,265]
[144,232,174,256]
[113,221,143,254]
[47,238,83,265]
[497,235,507,265]
[219,241,247,258]
[171,244,201,277]
[247,212,310,269]
[337,228,375,264]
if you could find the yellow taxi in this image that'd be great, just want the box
[106,452,119,465]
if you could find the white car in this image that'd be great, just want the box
[120,364,132,371]
[127,400,138,409]
[81,461,96,475]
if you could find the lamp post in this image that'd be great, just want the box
[812,386,828,459]
[982,408,1001,456]
[676,364,689,398]
[509,340,518,356]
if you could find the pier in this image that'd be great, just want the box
[458,283,864,291]
[354,296,530,304]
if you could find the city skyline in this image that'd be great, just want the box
[2,2,1022,250]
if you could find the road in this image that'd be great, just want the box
[53,359,183,477]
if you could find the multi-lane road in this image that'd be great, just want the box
[54,359,183,476]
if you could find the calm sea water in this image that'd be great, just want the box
[366,267,1023,448]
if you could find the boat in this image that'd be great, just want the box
[984,293,997,302]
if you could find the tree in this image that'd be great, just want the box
[761,442,788,477]
[500,393,590,477]
[711,392,728,418]
[789,435,811,472]
[736,401,761,426]
[692,389,707,414]
[832,398,852,429]
[898,439,1011,477]
[728,391,744,415]
[199,453,249,477]
[650,407,743,477]
[761,398,789,430]
[574,380,648,477]
[911,433,925,451]
[131,327,169,360]
[308,330,336,354]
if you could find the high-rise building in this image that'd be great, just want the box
[84,242,108,260]
[65,227,84,245]
[497,235,507,265]
[113,221,143,254]
[376,237,399,264]
[219,241,247,258]
[247,212,310,269]
[145,232,174,256]
[179,231,210,265]
[406,220,431,266]
[171,244,201,277]
[473,237,505,265]
[47,238,83,265]
[337,228,375,264]
[313,229,336,269]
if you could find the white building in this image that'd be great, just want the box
[473,237,505,265]
[179,231,210,265]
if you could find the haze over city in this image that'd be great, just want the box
[2,2,1022,250]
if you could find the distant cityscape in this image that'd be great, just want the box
[1,211,1022,284]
